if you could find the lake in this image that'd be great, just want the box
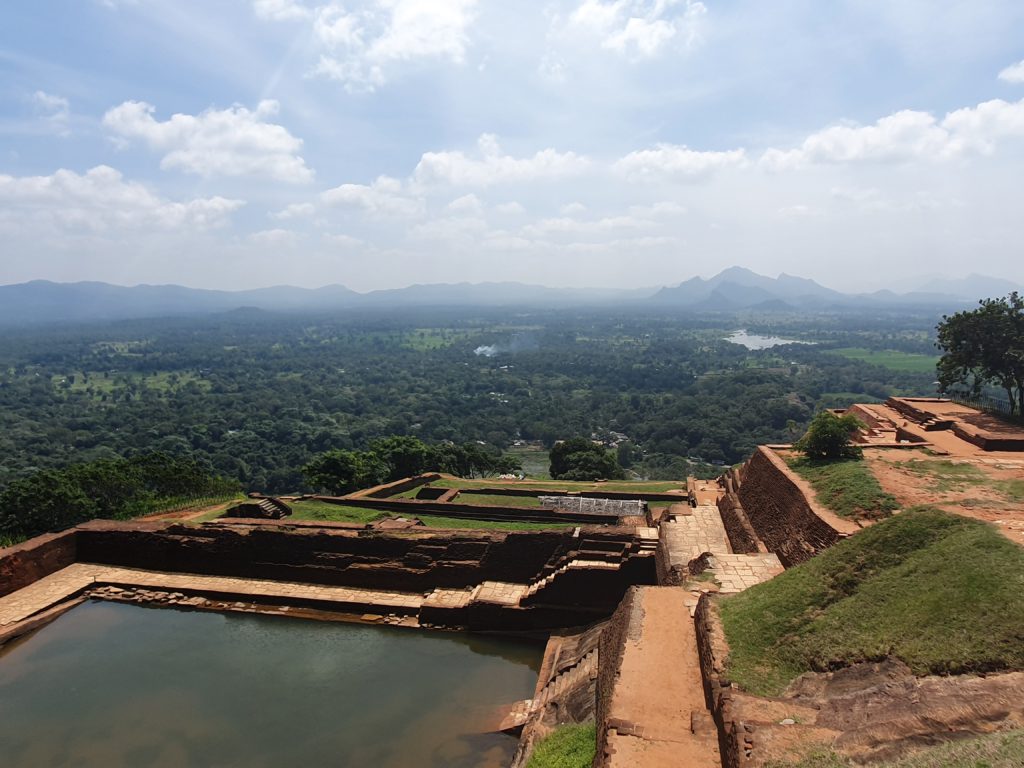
[725,329,814,350]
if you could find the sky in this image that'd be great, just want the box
[2,1,1024,293]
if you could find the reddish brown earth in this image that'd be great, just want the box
[864,447,1024,546]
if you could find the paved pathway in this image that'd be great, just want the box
[0,563,426,628]
[603,586,720,768]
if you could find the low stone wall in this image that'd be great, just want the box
[0,530,77,599]
[460,487,687,503]
[694,594,746,768]
[733,447,858,567]
[594,587,637,762]
[716,495,765,555]
[346,473,441,499]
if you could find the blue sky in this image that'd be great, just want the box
[2,0,1024,291]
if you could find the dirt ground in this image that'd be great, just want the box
[864,447,1024,546]
[140,500,234,522]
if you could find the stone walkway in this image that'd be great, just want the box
[661,501,784,598]
[0,563,426,628]
[602,586,721,768]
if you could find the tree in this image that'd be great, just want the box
[937,293,1024,416]
[794,411,864,460]
[302,449,388,495]
[549,438,626,481]
[368,436,435,481]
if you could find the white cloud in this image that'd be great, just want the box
[414,133,590,186]
[614,144,746,180]
[494,201,526,215]
[998,60,1024,84]
[761,98,1024,169]
[31,91,70,137]
[249,228,300,246]
[321,175,424,216]
[628,200,686,217]
[272,202,316,219]
[102,100,313,182]
[253,0,311,21]
[322,233,363,247]
[309,0,479,92]
[446,193,484,215]
[568,0,706,58]
[560,201,587,215]
[0,165,243,232]
[523,214,652,237]
[410,214,487,241]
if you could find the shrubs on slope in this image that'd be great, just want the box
[526,723,597,768]
[718,508,1024,696]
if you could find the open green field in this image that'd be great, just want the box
[826,348,939,373]
[429,477,684,493]
[284,499,573,531]
[718,508,1024,697]
[52,369,210,398]
[451,493,544,507]
[787,456,898,520]
[287,500,387,524]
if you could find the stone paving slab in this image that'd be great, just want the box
[0,563,427,628]
[662,503,732,566]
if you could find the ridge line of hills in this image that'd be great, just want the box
[0,267,1020,326]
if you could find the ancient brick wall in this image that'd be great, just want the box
[734,447,854,567]
[716,496,763,555]
[0,530,77,599]
[594,587,637,764]
[74,521,650,594]
[694,595,745,768]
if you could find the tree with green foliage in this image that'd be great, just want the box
[937,292,1024,416]
[549,438,626,481]
[368,436,436,481]
[0,453,238,542]
[794,410,864,460]
[301,449,388,495]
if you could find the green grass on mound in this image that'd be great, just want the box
[415,515,574,531]
[788,456,899,520]
[287,500,389,524]
[718,508,1024,696]
[767,728,1024,768]
[451,493,544,507]
[526,723,596,768]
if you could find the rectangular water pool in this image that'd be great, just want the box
[0,600,543,767]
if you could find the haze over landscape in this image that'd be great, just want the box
[3,1,1024,292]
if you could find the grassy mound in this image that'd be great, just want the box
[526,723,596,768]
[767,728,1024,768]
[718,508,1024,696]
[787,456,898,520]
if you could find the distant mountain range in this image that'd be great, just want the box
[0,269,1019,326]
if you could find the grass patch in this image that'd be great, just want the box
[430,477,682,493]
[526,723,597,768]
[718,508,1024,696]
[287,500,389,524]
[827,348,940,373]
[416,515,573,531]
[452,493,543,507]
[788,457,898,520]
[997,479,1024,502]
[899,459,987,493]
[767,729,1024,768]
